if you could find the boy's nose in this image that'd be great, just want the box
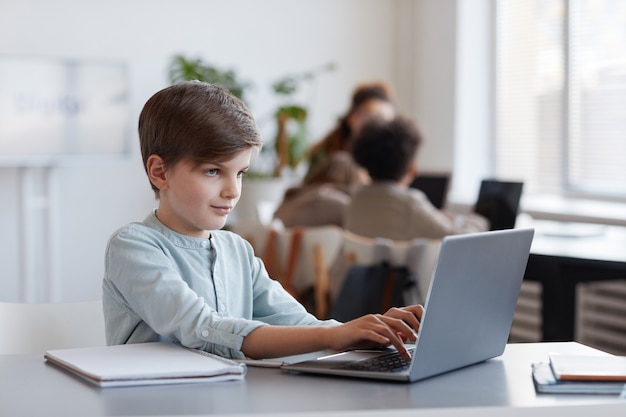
[221,178,240,200]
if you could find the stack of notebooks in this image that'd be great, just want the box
[532,353,626,395]
[44,341,247,387]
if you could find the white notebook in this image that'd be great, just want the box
[44,341,246,387]
[549,353,626,382]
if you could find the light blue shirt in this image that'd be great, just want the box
[103,211,335,359]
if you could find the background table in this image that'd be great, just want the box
[525,220,626,341]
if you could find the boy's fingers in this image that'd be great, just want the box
[384,306,423,331]
[380,314,418,341]
[370,316,413,359]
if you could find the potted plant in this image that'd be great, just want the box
[270,62,335,176]
[167,55,335,178]
[168,55,251,101]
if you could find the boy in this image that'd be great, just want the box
[344,116,489,240]
[103,81,422,361]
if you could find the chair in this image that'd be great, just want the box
[275,225,344,319]
[228,219,285,278]
[0,299,106,355]
[328,231,441,321]
[228,219,284,255]
[229,221,344,318]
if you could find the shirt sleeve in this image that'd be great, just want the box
[407,190,459,238]
[215,231,337,327]
[407,190,489,238]
[103,226,338,360]
[103,227,267,359]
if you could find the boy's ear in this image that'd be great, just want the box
[146,155,168,191]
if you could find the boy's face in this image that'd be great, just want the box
[153,148,253,238]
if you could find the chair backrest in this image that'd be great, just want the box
[230,221,344,318]
[228,219,286,278]
[331,231,441,308]
[0,299,106,355]
[228,219,283,256]
[274,225,345,319]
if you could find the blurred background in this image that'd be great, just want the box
[1,0,624,305]
[2,0,477,302]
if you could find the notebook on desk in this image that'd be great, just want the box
[44,341,247,387]
[282,228,534,382]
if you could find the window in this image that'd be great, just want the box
[495,0,626,199]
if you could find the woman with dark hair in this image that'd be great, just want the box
[272,81,394,228]
[304,81,395,181]
[273,151,364,228]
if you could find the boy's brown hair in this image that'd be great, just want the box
[138,81,263,195]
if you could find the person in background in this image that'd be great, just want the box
[272,151,366,228]
[271,81,394,228]
[102,81,423,361]
[344,116,489,240]
[303,81,395,182]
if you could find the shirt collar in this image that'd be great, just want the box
[144,209,213,249]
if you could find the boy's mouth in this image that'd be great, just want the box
[212,205,233,215]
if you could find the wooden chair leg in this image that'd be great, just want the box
[313,243,329,319]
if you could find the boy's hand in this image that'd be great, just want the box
[326,304,424,361]
[382,304,424,332]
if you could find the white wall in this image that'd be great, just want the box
[412,0,492,203]
[0,0,469,302]
[453,0,492,202]
[412,0,458,173]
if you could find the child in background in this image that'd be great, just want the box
[344,116,489,240]
[102,81,422,361]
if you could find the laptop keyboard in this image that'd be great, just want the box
[337,347,415,373]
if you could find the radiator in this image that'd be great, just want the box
[509,281,543,342]
[576,280,626,355]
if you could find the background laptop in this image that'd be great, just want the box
[282,228,534,382]
[473,179,524,230]
[409,173,451,209]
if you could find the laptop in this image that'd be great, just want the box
[282,228,534,382]
[409,173,451,209]
[473,179,524,230]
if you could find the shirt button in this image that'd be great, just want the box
[201,330,209,338]
[201,241,208,248]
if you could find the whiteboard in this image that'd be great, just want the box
[0,56,131,166]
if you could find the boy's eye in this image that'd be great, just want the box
[205,169,218,177]
[237,170,247,178]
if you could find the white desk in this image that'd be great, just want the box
[1,342,624,417]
